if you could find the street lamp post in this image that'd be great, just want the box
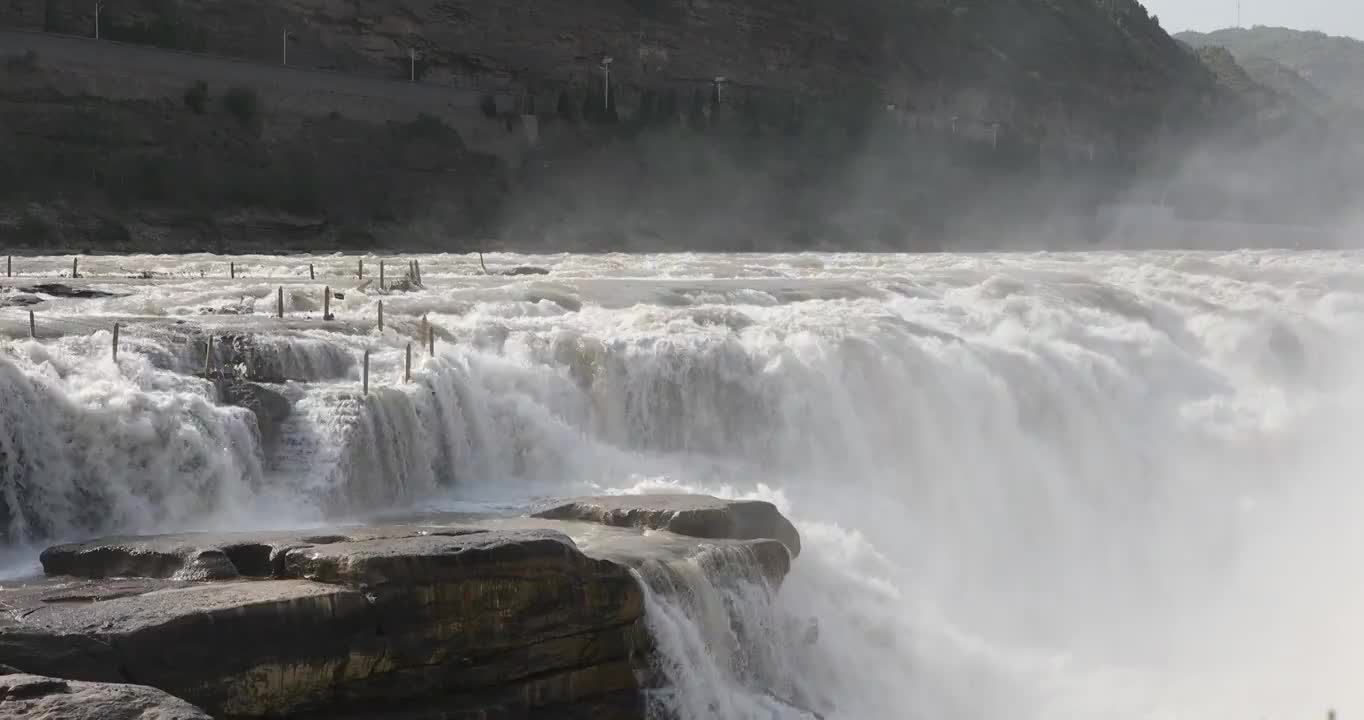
[409,48,417,82]
[713,75,727,105]
[282,30,294,65]
[599,56,614,110]
[94,0,104,39]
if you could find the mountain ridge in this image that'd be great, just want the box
[1176,26,1364,109]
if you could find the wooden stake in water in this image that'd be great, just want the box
[204,335,214,376]
[309,263,315,280]
[415,259,422,285]
[362,349,370,394]
[405,342,412,383]
[377,300,384,332]
[28,310,35,339]
[230,261,235,279]
[111,322,119,361]
[71,257,79,279]
[277,286,284,319]
[379,260,385,290]
[357,258,364,279]
[420,314,428,351]
[428,324,435,356]
[323,285,331,320]
[6,255,11,277]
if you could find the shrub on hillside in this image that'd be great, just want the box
[183,81,209,114]
[221,86,261,127]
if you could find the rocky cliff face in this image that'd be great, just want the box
[1,1,1275,250]
[0,60,508,253]
[8,0,1218,155]
[0,495,800,719]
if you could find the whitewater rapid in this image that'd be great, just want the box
[3,250,1364,719]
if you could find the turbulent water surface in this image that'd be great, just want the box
[3,250,1364,719]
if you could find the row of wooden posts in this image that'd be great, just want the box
[23,305,438,396]
[5,257,92,279]
[12,256,431,397]
[6,256,424,286]
[234,259,422,286]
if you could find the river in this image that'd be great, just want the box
[2,250,1362,719]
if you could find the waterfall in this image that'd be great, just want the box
[4,250,1364,718]
[632,544,822,720]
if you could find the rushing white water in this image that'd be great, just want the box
[4,250,1364,719]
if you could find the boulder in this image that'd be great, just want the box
[0,294,41,308]
[533,494,802,557]
[0,673,213,720]
[500,266,551,276]
[385,276,422,292]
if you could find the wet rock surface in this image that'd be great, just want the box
[217,379,293,457]
[0,672,213,720]
[534,494,802,557]
[17,283,123,299]
[500,266,552,276]
[0,293,41,308]
[1,495,798,719]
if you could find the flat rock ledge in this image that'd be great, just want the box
[0,671,213,720]
[534,494,802,557]
[0,495,799,720]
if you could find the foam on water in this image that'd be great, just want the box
[4,250,1364,718]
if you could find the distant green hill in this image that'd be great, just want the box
[1176,26,1364,107]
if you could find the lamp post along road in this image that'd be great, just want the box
[410,48,417,82]
[600,56,614,110]
[94,0,104,39]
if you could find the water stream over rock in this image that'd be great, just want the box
[4,250,1364,718]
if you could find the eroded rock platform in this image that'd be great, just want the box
[0,494,799,719]
[0,671,213,720]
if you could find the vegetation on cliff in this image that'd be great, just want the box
[2,4,1360,249]
[0,58,505,251]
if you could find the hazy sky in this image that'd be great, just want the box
[1142,0,1364,39]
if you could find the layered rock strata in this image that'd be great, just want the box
[0,495,799,719]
